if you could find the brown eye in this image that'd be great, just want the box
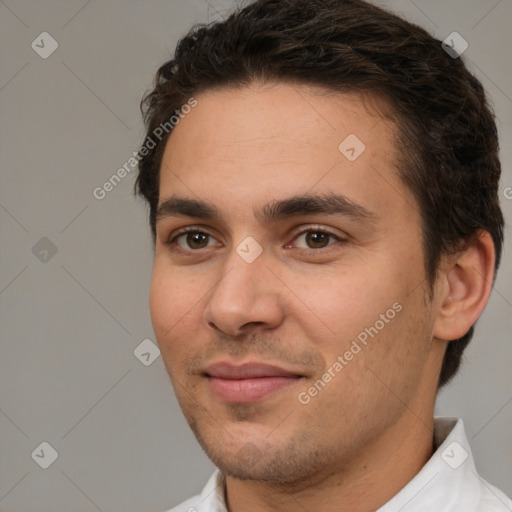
[292,229,341,250]
[305,231,331,248]
[171,230,218,250]
[185,232,209,249]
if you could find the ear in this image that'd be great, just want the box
[433,231,496,341]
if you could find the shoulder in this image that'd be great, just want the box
[162,469,225,512]
[470,478,512,512]
[379,417,512,512]
[163,495,201,512]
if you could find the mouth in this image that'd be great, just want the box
[203,362,305,403]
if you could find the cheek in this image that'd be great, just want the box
[293,260,428,384]
[149,263,199,342]
[289,265,390,348]
[149,270,172,339]
[361,294,433,401]
[149,267,203,381]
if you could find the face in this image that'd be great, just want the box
[150,82,443,486]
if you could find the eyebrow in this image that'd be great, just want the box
[155,193,377,225]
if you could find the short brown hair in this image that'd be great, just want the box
[134,0,504,388]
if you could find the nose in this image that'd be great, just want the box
[202,247,285,337]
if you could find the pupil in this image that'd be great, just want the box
[189,232,207,248]
[308,232,328,248]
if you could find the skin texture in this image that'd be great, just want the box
[149,82,495,511]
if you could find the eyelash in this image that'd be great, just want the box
[165,225,346,253]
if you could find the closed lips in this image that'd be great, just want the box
[204,363,303,379]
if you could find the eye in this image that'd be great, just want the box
[288,227,345,250]
[165,225,345,253]
[168,228,220,250]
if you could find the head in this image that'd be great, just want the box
[134,0,503,486]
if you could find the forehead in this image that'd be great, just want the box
[163,82,395,162]
[157,82,415,222]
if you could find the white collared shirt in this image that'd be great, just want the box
[166,417,512,512]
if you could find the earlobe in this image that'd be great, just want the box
[433,231,496,341]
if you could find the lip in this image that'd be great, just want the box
[204,362,304,403]
[204,362,302,379]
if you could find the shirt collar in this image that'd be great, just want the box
[378,416,471,511]
[196,467,226,512]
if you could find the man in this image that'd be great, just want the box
[133,0,511,510]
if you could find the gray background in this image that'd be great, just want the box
[0,0,511,510]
